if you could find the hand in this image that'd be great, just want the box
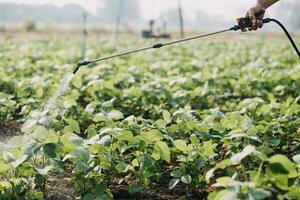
[243,4,265,31]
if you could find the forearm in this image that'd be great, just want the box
[258,0,279,9]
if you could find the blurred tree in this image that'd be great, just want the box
[0,3,91,23]
[98,0,140,25]
[23,18,36,32]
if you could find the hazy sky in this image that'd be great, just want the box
[0,0,280,19]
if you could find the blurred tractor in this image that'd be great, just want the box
[142,20,171,39]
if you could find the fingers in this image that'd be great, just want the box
[249,7,258,31]
[258,20,263,28]
[242,11,250,32]
[243,7,264,32]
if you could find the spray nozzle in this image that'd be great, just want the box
[73,60,91,74]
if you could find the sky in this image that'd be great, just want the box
[0,0,280,20]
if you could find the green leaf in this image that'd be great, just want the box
[216,177,231,187]
[156,119,167,129]
[99,135,112,145]
[268,154,297,178]
[82,193,94,200]
[43,144,57,158]
[128,185,144,194]
[190,135,200,145]
[60,133,82,150]
[169,178,180,189]
[196,124,210,133]
[215,190,238,200]
[286,103,300,116]
[67,119,80,134]
[137,155,152,168]
[131,159,139,167]
[75,160,90,173]
[163,110,171,122]
[94,184,107,195]
[215,159,233,169]
[154,141,170,163]
[142,129,164,142]
[195,158,206,169]
[118,131,133,141]
[102,97,116,108]
[230,145,256,165]
[44,130,59,144]
[151,152,160,161]
[167,124,179,134]
[181,175,192,184]
[115,162,129,173]
[0,163,10,173]
[0,181,11,189]
[36,85,44,97]
[221,114,248,130]
[25,143,41,157]
[170,170,182,178]
[174,139,187,153]
[285,187,300,200]
[32,126,47,142]
[74,147,90,161]
[87,125,97,139]
[269,173,288,190]
[202,140,217,158]
[186,121,198,130]
[266,154,298,190]
[260,104,271,114]
[205,168,216,181]
[248,189,272,200]
[108,110,124,120]
[93,114,106,122]
[72,76,82,88]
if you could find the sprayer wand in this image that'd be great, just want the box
[73,13,299,74]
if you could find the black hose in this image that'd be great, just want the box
[264,18,300,58]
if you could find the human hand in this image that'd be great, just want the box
[243,3,265,31]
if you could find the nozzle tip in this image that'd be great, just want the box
[73,66,80,74]
[72,61,90,74]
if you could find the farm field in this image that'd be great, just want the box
[0,34,300,199]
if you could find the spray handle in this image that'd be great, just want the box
[237,10,266,29]
[231,10,270,30]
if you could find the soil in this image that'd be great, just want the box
[48,170,206,200]
[48,179,203,200]
[47,166,206,200]
[47,175,77,200]
[111,183,201,200]
[0,120,22,143]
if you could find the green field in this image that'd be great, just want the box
[0,35,300,199]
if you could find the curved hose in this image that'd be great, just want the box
[263,18,300,58]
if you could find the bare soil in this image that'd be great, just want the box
[0,120,22,143]
[47,167,205,200]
